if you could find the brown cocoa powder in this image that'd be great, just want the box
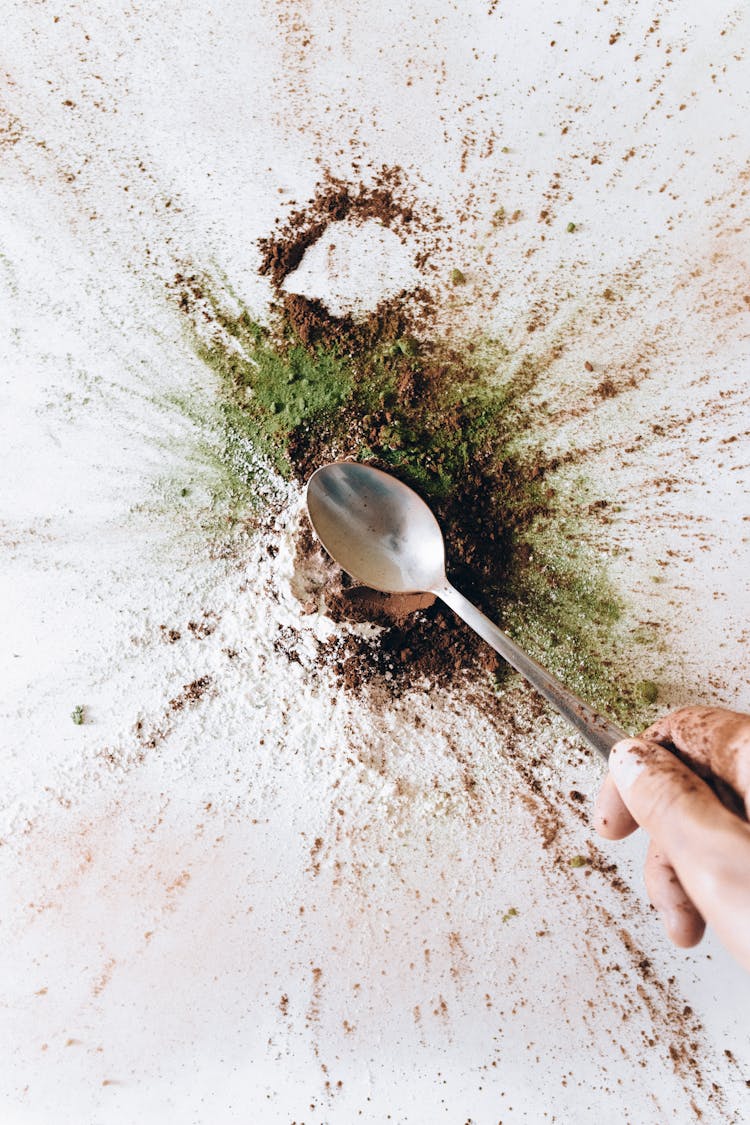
[258,166,426,292]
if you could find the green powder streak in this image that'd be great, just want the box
[177,279,654,729]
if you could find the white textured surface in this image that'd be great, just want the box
[1,2,750,1122]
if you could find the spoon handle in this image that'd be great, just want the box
[435,581,627,761]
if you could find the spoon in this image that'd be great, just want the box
[306,460,627,760]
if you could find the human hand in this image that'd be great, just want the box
[593,706,750,971]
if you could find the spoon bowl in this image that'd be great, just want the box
[307,461,446,594]
[306,461,627,760]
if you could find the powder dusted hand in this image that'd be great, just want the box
[594,707,750,970]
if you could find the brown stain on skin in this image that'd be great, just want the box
[641,707,750,819]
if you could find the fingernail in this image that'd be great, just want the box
[609,739,648,793]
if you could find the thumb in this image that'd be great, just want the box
[609,738,750,971]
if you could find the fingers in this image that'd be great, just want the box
[593,739,705,944]
[609,737,750,970]
[643,839,705,948]
[608,737,741,851]
[592,772,638,839]
[642,706,750,803]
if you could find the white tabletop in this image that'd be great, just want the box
[1,1,749,1122]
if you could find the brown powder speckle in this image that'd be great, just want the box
[169,676,212,711]
[258,167,427,292]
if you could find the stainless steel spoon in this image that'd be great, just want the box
[306,460,627,760]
